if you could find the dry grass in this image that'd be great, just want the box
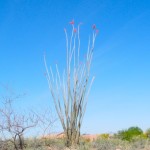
[1,134,150,150]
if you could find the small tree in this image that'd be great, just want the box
[0,95,38,150]
[44,21,98,147]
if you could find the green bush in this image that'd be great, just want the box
[117,126,143,142]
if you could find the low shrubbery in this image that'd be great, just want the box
[1,126,150,150]
[115,126,144,142]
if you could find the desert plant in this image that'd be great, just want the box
[98,134,110,139]
[93,138,132,150]
[44,20,98,147]
[145,128,150,138]
[0,94,38,150]
[117,126,143,142]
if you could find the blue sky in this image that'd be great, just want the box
[0,0,150,134]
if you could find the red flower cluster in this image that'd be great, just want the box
[92,24,99,34]
[92,24,96,29]
[69,20,74,25]
[68,20,99,34]
[74,28,77,33]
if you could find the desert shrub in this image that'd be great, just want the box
[77,142,91,150]
[97,134,109,139]
[127,127,143,135]
[130,138,146,150]
[75,137,91,150]
[25,137,65,150]
[0,140,13,150]
[80,137,91,144]
[25,138,45,150]
[93,138,131,150]
[145,128,150,138]
[117,126,143,142]
[130,138,150,150]
[45,138,65,149]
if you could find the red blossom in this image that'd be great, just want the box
[92,24,96,29]
[96,29,99,34]
[69,20,74,25]
[74,28,77,33]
